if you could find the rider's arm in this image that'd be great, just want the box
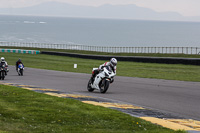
[5,61,8,67]
[99,62,109,69]
[114,66,117,74]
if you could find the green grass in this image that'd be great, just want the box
[0,84,185,133]
[1,46,200,58]
[0,49,193,132]
[2,52,200,82]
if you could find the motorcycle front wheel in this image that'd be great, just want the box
[100,80,110,93]
[20,69,23,76]
[1,71,5,80]
[87,79,94,92]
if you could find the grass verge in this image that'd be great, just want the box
[1,52,200,82]
[0,84,185,133]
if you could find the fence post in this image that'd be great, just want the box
[196,47,198,54]
[186,47,188,54]
[182,47,183,54]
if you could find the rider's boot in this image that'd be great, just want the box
[90,76,94,84]
[91,72,97,84]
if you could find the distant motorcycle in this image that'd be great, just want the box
[87,66,116,93]
[0,64,7,80]
[17,63,24,76]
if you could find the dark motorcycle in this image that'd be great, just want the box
[0,64,7,80]
[17,63,24,76]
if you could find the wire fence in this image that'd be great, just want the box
[0,42,200,54]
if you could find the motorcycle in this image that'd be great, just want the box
[87,66,116,93]
[18,63,24,76]
[0,64,7,80]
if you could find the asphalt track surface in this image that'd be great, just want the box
[3,66,200,121]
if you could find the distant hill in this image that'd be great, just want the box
[0,1,200,22]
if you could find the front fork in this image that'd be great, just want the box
[100,78,110,88]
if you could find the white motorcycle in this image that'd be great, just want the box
[87,66,116,93]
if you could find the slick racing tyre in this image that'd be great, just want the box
[100,80,110,93]
[87,79,94,92]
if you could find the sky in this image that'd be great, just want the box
[0,0,200,17]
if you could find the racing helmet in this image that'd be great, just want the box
[110,58,117,67]
[18,58,21,62]
[1,57,5,62]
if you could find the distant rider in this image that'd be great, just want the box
[91,58,117,84]
[0,57,9,75]
[16,58,24,71]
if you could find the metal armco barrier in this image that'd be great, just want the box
[41,51,200,65]
[0,49,40,54]
[0,42,200,54]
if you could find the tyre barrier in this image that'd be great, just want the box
[0,49,40,54]
[41,51,200,66]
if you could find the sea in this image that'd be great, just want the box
[0,15,200,47]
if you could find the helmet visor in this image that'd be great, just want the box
[111,62,117,66]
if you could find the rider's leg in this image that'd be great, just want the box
[91,69,99,84]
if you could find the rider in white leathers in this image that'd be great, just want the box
[0,57,9,75]
[91,58,117,90]
[99,61,117,74]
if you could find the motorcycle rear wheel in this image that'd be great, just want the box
[20,69,23,76]
[1,71,5,80]
[87,79,94,92]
